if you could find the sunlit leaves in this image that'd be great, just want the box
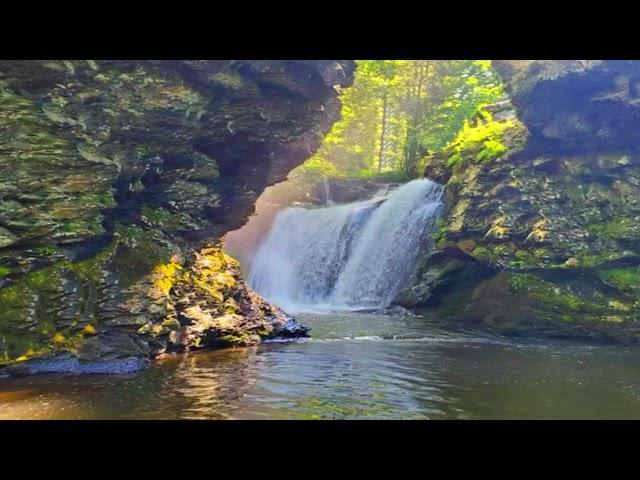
[294,60,504,179]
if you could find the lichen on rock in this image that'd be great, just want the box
[0,60,353,374]
[399,61,640,343]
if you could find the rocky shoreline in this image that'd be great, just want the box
[0,60,352,374]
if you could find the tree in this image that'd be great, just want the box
[294,60,504,181]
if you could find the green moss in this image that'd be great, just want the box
[447,153,463,167]
[33,245,58,256]
[586,218,636,239]
[77,191,116,209]
[111,224,175,287]
[599,266,640,293]
[219,333,252,345]
[60,218,104,237]
[161,317,181,331]
[445,110,515,167]
[508,272,599,313]
[66,240,117,283]
[476,138,507,162]
[470,246,497,263]
[433,218,448,247]
[208,71,245,90]
[141,206,193,231]
[509,249,538,269]
[0,266,11,277]
[255,327,272,337]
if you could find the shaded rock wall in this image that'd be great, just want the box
[401,61,640,343]
[0,60,354,370]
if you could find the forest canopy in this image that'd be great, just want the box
[294,60,504,181]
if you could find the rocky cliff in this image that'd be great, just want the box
[400,60,640,343]
[0,60,354,373]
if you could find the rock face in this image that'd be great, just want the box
[400,60,640,343]
[493,60,640,152]
[0,60,354,373]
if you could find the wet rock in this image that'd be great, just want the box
[321,179,391,204]
[403,63,640,343]
[493,60,640,151]
[271,317,311,338]
[0,60,351,373]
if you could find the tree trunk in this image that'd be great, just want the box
[378,89,388,173]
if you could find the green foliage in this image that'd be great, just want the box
[0,266,11,277]
[404,60,504,173]
[599,267,640,293]
[446,110,513,166]
[356,169,410,183]
[295,60,504,180]
[297,156,341,178]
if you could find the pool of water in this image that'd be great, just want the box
[1,312,640,419]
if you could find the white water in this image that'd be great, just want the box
[248,178,444,313]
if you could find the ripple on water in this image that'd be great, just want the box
[2,312,640,419]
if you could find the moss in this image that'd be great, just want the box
[181,247,239,302]
[0,266,11,277]
[433,218,448,247]
[219,334,244,344]
[208,71,245,90]
[0,239,120,362]
[33,245,58,256]
[507,272,614,317]
[82,324,97,335]
[255,327,273,337]
[141,206,193,231]
[447,153,463,167]
[66,239,117,282]
[470,246,497,263]
[509,249,538,269]
[151,256,183,297]
[25,268,61,290]
[161,317,181,331]
[60,218,105,237]
[586,218,636,239]
[599,266,640,293]
[446,110,515,167]
[52,332,66,344]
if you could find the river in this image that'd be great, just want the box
[1,312,639,420]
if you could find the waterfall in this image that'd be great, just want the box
[321,177,334,206]
[248,178,444,313]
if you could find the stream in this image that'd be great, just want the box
[3,179,640,420]
[2,311,640,420]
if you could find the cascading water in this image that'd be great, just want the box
[321,176,334,206]
[248,178,444,313]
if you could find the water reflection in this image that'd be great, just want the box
[2,313,640,419]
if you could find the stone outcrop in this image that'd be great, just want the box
[399,61,640,343]
[0,60,354,373]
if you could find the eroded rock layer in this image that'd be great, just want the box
[400,61,640,343]
[0,60,354,372]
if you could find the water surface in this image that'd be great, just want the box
[1,312,640,419]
